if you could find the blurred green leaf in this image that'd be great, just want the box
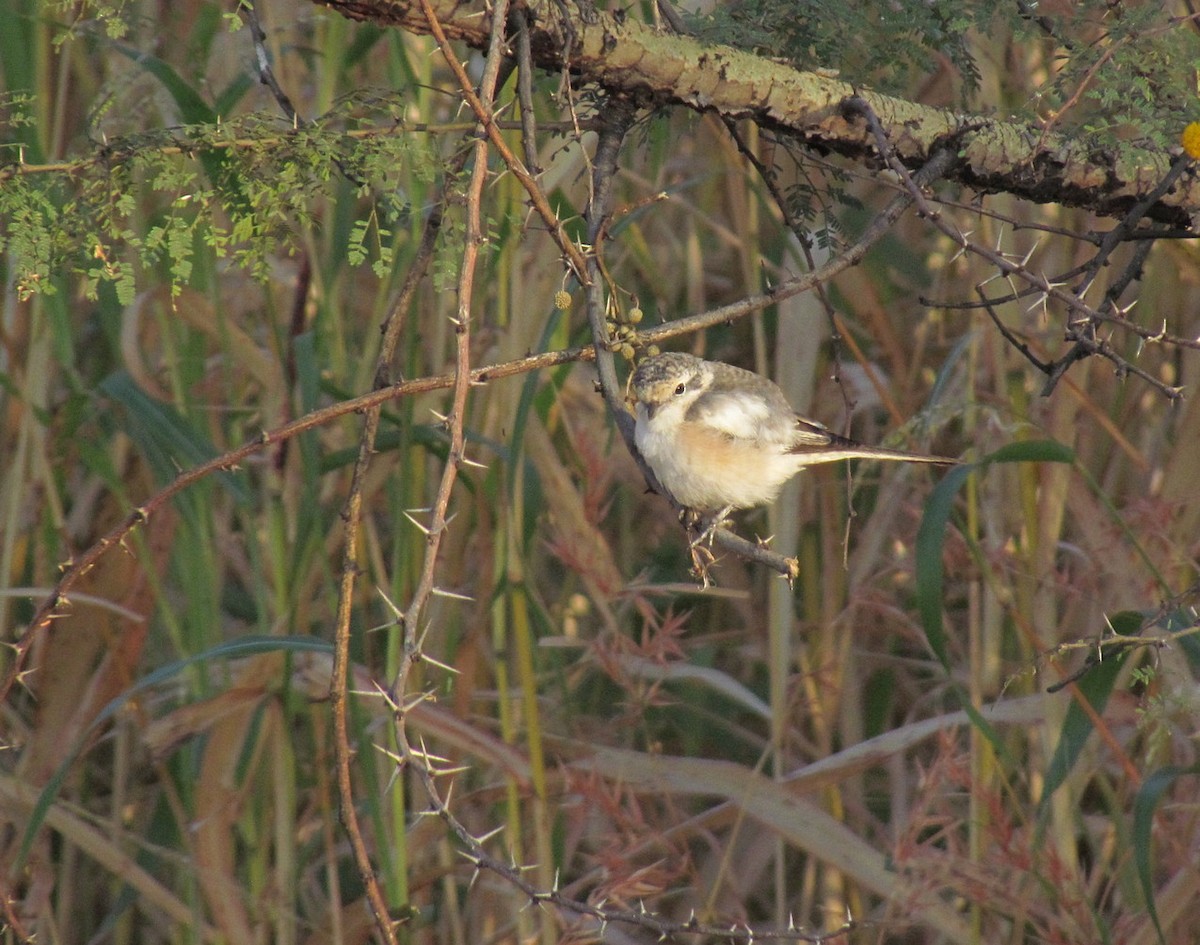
[915,440,1075,762]
[916,439,1075,668]
[99,370,252,504]
[1133,763,1200,945]
[110,40,249,213]
[1038,618,1135,815]
[18,635,333,871]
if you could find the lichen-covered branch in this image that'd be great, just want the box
[315,0,1200,226]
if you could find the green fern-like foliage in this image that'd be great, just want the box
[686,0,995,97]
[686,0,1197,148]
[0,103,435,302]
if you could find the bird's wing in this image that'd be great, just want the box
[788,415,956,465]
[791,415,841,450]
[685,388,797,443]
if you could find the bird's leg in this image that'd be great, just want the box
[678,507,702,532]
[676,507,728,589]
[690,505,734,550]
[688,541,716,589]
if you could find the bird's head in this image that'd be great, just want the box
[630,352,712,424]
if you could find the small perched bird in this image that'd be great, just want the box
[630,352,955,518]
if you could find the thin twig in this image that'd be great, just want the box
[583,96,638,441]
[636,147,956,347]
[242,1,368,195]
[5,145,962,700]
[415,0,591,284]
[512,9,542,175]
[0,120,604,183]
[340,0,509,940]
[977,291,1053,375]
[392,0,506,693]
[718,115,847,392]
[409,760,858,942]
[243,0,301,124]
[328,136,474,945]
[842,96,1190,399]
[0,884,33,945]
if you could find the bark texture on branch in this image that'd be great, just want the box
[319,0,1199,226]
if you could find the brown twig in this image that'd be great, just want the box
[4,144,963,700]
[0,883,33,945]
[414,0,591,285]
[391,0,504,692]
[336,1,512,939]
[512,9,543,175]
[327,150,471,945]
[1032,37,1124,153]
[842,96,1190,399]
[243,0,301,125]
[1,344,595,707]
[977,291,1053,375]
[583,97,637,441]
[393,728,857,942]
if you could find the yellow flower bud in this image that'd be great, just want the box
[1182,122,1200,159]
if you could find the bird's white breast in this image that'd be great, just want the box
[635,401,803,511]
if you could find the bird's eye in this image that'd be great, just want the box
[674,382,686,395]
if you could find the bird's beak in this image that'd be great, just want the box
[640,400,658,420]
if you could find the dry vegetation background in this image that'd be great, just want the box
[2,0,1200,943]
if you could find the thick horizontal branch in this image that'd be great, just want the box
[317,0,1200,226]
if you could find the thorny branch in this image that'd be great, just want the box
[1042,598,1200,696]
[318,21,500,945]
[388,0,502,695]
[413,0,590,286]
[327,104,479,945]
[637,148,956,350]
[4,138,965,706]
[391,722,858,942]
[335,0,510,940]
[717,117,852,415]
[842,96,1193,400]
[8,218,947,708]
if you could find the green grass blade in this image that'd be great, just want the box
[915,440,1075,763]
[98,370,252,503]
[17,635,333,870]
[1037,615,1137,815]
[1133,763,1200,945]
[916,439,1075,668]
